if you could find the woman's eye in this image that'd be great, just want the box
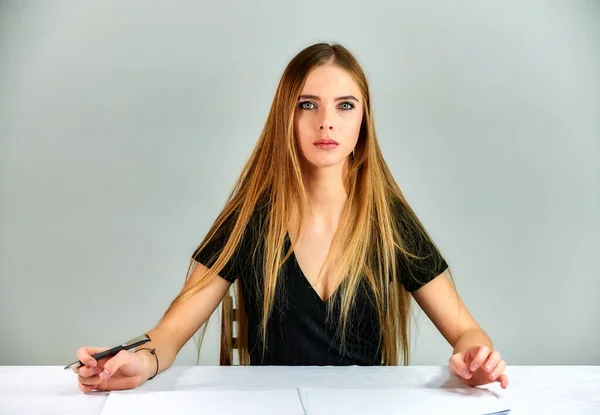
[298,101,354,110]
[299,101,315,110]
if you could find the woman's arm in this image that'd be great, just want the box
[411,272,509,389]
[135,263,232,379]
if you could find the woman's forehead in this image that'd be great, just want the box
[301,65,362,98]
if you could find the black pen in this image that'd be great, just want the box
[64,334,151,370]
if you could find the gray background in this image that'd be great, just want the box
[1,0,598,367]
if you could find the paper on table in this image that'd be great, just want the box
[99,389,305,415]
[0,393,107,415]
[301,387,510,415]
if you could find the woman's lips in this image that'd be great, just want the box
[313,139,339,150]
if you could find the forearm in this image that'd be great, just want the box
[452,327,493,355]
[135,325,180,379]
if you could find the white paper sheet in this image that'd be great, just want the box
[302,387,510,415]
[0,393,107,415]
[99,389,305,415]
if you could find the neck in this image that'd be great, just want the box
[299,160,349,226]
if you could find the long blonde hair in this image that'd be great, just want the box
[163,42,448,366]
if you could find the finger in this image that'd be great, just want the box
[100,350,133,380]
[464,351,473,370]
[76,347,109,368]
[489,360,506,381]
[78,366,103,378]
[483,350,502,373]
[79,382,96,393]
[78,374,102,386]
[95,375,141,391]
[497,373,509,389]
[469,345,491,372]
[449,354,472,379]
[72,364,103,376]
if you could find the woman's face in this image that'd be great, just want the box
[293,64,364,169]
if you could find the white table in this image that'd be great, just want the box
[0,365,599,414]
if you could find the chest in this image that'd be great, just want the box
[287,226,341,303]
[240,250,383,365]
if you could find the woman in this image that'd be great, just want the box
[73,42,509,392]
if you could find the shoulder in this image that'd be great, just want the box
[388,195,449,292]
[192,194,270,268]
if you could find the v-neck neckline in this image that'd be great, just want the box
[284,232,342,305]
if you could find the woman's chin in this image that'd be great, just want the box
[304,155,347,170]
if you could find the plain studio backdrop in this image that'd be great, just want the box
[0,1,598,367]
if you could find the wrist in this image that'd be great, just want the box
[135,348,159,380]
[452,328,493,355]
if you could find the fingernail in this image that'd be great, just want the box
[100,370,110,379]
[491,371,498,378]
[470,364,477,371]
[486,363,492,371]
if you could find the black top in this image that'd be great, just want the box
[193,199,448,366]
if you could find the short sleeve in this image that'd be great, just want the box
[392,201,449,292]
[397,246,448,292]
[192,213,246,283]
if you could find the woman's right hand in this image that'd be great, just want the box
[73,347,153,393]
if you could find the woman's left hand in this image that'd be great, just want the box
[449,345,509,389]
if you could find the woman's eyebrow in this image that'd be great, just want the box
[298,94,359,102]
